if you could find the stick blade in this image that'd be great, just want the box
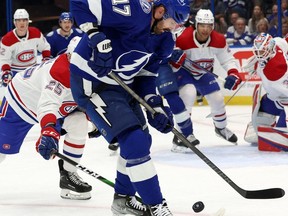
[244,188,285,199]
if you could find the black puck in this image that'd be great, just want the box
[192,201,205,213]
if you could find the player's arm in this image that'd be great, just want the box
[38,32,51,61]
[0,42,13,86]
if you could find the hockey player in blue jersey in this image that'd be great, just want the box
[65,0,189,215]
[46,12,84,57]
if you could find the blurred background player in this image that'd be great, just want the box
[167,9,242,153]
[69,0,189,215]
[244,33,288,151]
[46,12,84,57]
[0,9,51,87]
[0,37,92,200]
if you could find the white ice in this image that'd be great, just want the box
[0,105,287,216]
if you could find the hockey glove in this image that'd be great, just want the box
[87,32,113,77]
[170,49,186,69]
[36,125,60,160]
[146,95,174,133]
[1,70,12,87]
[224,69,242,90]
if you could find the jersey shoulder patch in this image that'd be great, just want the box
[46,31,54,37]
[263,49,287,81]
[209,31,226,48]
[1,31,19,46]
[50,54,71,88]
[175,26,196,50]
[28,27,42,39]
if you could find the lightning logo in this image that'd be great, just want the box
[90,93,111,127]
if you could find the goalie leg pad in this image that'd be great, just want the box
[258,126,288,152]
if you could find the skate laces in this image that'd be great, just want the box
[68,172,86,186]
[128,196,147,211]
[150,200,172,216]
[219,127,234,139]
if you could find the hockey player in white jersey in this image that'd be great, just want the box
[0,9,51,87]
[166,9,242,153]
[244,33,288,151]
[0,36,92,200]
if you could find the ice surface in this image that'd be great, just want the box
[1,106,287,216]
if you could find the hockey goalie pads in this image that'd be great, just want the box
[244,84,276,143]
[258,126,288,152]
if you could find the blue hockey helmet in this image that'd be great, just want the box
[153,0,190,24]
[59,12,73,22]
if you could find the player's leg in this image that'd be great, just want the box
[59,111,92,200]
[156,68,199,153]
[197,73,237,143]
[0,98,33,162]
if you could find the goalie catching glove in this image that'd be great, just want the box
[36,124,60,160]
[146,95,174,133]
[87,31,113,78]
[224,69,242,90]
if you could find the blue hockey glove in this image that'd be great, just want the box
[146,95,174,133]
[170,49,186,69]
[1,70,12,87]
[87,32,113,77]
[36,125,60,160]
[224,69,242,90]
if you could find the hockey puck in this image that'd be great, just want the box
[192,201,205,213]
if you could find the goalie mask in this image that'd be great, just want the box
[195,9,214,30]
[153,0,190,24]
[253,33,275,61]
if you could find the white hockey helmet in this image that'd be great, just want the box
[14,9,31,22]
[253,33,275,61]
[195,9,214,30]
[66,36,82,54]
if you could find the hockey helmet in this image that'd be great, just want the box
[14,9,31,22]
[195,9,214,30]
[153,0,190,24]
[59,12,74,23]
[253,33,275,61]
[66,36,81,54]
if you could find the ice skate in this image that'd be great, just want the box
[58,159,92,200]
[215,127,238,144]
[148,199,173,216]
[171,134,200,153]
[111,193,150,216]
[108,142,119,156]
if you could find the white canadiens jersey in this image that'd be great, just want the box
[5,54,77,124]
[256,38,288,103]
[0,27,51,73]
[175,26,239,74]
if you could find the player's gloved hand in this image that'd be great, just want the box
[146,95,174,133]
[224,69,242,90]
[42,57,51,62]
[87,32,113,77]
[170,49,186,69]
[1,70,12,87]
[36,125,60,160]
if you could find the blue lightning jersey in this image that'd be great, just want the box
[46,27,84,57]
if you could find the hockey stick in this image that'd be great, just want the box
[109,71,285,199]
[182,57,225,82]
[182,58,256,118]
[54,152,143,201]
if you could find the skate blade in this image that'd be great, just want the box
[171,145,192,154]
[60,189,91,200]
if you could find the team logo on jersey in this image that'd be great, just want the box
[17,50,35,62]
[193,59,214,71]
[140,0,152,14]
[58,102,78,117]
[114,50,152,80]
